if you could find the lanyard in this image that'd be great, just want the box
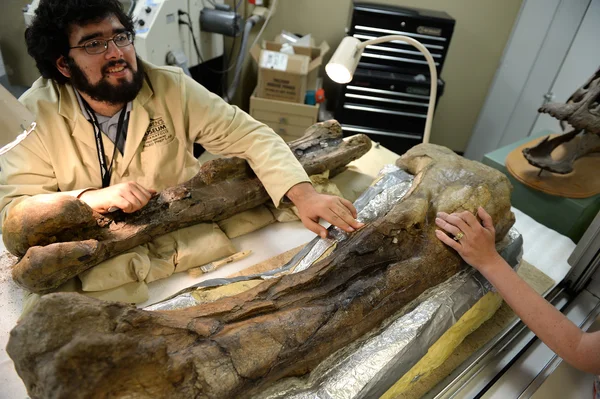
[82,101,128,188]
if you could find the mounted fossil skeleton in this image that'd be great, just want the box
[523,66,600,174]
[7,143,515,399]
[2,120,371,294]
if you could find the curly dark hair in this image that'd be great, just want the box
[25,0,135,84]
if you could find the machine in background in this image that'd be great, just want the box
[128,0,227,95]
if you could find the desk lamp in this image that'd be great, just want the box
[326,35,437,144]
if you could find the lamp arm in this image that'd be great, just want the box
[358,35,438,144]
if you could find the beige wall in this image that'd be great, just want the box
[227,0,524,152]
[0,0,40,87]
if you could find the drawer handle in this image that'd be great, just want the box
[279,117,288,124]
[361,52,440,66]
[347,85,430,100]
[278,128,287,134]
[344,104,426,118]
[345,93,428,107]
[341,125,422,140]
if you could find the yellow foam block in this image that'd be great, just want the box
[381,291,503,399]
[191,280,264,304]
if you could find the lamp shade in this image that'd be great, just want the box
[325,36,363,84]
[0,83,35,155]
[325,34,438,144]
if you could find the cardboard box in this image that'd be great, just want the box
[250,89,319,142]
[251,39,330,103]
[274,35,329,91]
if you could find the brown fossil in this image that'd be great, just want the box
[2,120,371,294]
[7,143,514,399]
[523,66,600,174]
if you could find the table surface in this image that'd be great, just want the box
[0,145,577,399]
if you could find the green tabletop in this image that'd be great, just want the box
[483,131,600,243]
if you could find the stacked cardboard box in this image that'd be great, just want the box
[250,36,329,142]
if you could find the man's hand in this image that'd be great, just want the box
[434,206,503,271]
[286,182,363,238]
[78,182,156,214]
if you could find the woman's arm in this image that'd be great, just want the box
[435,207,600,375]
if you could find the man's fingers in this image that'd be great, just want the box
[339,198,358,219]
[478,207,494,230]
[326,209,354,233]
[333,203,362,230]
[130,183,153,202]
[119,191,143,213]
[291,191,363,237]
[302,217,328,239]
[111,196,136,213]
[435,229,461,251]
[129,184,152,205]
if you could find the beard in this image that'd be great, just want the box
[66,56,145,105]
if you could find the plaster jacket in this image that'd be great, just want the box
[0,61,311,228]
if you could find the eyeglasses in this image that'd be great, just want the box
[70,31,134,55]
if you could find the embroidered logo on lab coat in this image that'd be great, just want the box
[142,117,173,148]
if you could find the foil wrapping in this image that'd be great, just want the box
[144,293,197,312]
[143,276,257,311]
[353,165,414,224]
[280,165,414,275]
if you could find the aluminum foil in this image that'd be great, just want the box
[282,165,414,275]
[143,276,261,311]
[353,165,414,224]
[290,238,337,274]
[257,227,523,399]
[144,292,197,311]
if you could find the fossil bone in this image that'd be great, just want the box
[524,66,600,173]
[2,120,371,294]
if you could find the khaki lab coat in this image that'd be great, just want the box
[0,61,310,228]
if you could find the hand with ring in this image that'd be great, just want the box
[434,207,503,271]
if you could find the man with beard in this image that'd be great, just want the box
[0,0,362,239]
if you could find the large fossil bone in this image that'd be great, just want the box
[524,66,600,173]
[2,120,371,294]
[7,143,515,399]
